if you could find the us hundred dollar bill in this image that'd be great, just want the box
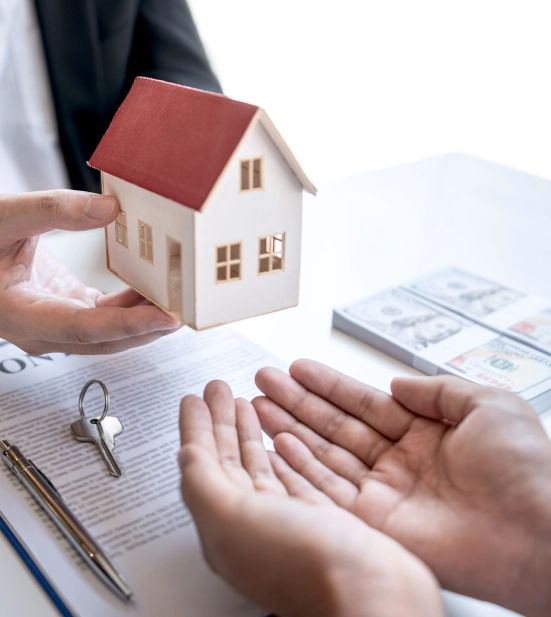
[342,288,468,352]
[405,267,524,317]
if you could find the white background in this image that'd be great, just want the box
[188,0,551,184]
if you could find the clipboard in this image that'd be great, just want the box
[0,511,75,617]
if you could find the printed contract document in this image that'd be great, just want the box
[0,327,282,616]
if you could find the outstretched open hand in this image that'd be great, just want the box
[0,190,180,354]
[253,361,551,617]
[178,380,442,617]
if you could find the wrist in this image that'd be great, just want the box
[502,496,551,617]
[301,549,443,617]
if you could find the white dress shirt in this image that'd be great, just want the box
[0,0,70,193]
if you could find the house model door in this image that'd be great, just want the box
[167,236,182,318]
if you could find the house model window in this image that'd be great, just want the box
[115,211,128,247]
[241,158,262,191]
[217,242,241,283]
[259,233,284,273]
[139,221,153,263]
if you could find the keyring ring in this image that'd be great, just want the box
[78,380,109,423]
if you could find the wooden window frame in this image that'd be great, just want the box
[115,211,128,247]
[258,233,285,275]
[216,241,242,284]
[240,157,263,192]
[138,220,154,264]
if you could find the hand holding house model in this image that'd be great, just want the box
[89,77,316,330]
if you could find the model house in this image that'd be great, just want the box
[89,77,316,330]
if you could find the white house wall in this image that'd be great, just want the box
[194,120,303,329]
[102,173,196,325]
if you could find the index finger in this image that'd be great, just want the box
[254,366,393,466]
[203,381,254,490]
[235,398,286,495]
[257,360,415,441]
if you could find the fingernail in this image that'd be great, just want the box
[155,318,182,331]
[85,195,117,219]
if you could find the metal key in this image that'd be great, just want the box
[71,380,125,477]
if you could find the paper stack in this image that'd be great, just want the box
[333,274,551,414]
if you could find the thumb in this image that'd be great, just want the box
[0,190,119,246]
[390,374,495,424]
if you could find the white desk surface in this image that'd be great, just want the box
[4,152,550,616]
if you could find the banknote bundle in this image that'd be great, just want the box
[332,285,551,414]
[403,267,551,356]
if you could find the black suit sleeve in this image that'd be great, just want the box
[35,0,222,192]
[128,0,222,93]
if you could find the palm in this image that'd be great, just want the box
[357,411,494,530]
[254,360,551,602]
[15,241,100,308]
[0,237,178,355]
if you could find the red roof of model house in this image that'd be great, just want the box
[89,77,315,211]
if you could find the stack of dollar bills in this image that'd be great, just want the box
[332,267,551,414]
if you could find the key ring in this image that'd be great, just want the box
[78,380,109,424]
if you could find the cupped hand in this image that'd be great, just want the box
[0,190,181,354]
[253,361,551,617]
[178,380,443,617]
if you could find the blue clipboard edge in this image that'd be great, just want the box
[0,510,75,617]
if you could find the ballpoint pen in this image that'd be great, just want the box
[0,440,134,603]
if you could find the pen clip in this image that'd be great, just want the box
[29,459,63,500]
